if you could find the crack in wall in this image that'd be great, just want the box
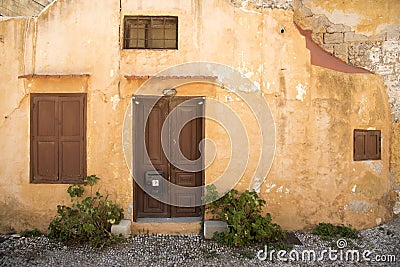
[0,94,29,128]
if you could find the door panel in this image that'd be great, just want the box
[169,97,203,217]
[134,96,204,219]
[134,96,169,218]
[145,106,165,165]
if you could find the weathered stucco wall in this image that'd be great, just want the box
[0,0,394,233]
[294,0,400,216]
[263,67,392,228]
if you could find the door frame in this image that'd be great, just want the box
[132,95,205,221]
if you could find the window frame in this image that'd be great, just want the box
[123,16,178,50]
[30,93,87,184]
[353,129,381,161]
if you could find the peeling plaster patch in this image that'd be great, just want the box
[363,161,383,174]
[110,94,120,111]
[265,183,276,193]
[238,1,261,14]
[352,185,357,193]
[329,10,363,31]
[110,69,114,78]
[244,72,254,79]
[375,218,382,225]
[266,82,271,90]
[347,200,373,213]
[285,188,290,194]
[27,83,32,88]
[276,186,283,193]
[253,81,261,91]
[252,177,266,193]
[358,95,367,114]
[295,83,307,101]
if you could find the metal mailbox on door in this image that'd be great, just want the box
[145,171,164,195]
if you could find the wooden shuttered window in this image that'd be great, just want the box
[354,129,381,161]
[31,94,86,183]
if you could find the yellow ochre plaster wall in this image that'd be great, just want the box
[0,0,394,233]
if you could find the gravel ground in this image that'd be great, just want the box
[0,218,399,267]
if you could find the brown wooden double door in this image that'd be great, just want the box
[133,96,204,219]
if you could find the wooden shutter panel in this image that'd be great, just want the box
[354,129,381,161]
[31,94,86,183]
[366,130,381,160]
[31,96,59,182]
[354,130,367,161]
[59,96,86,182]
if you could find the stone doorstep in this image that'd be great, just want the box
[203,220,228,239]
[111,219,131,238]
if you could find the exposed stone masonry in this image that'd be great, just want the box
[294,1,400,122]
[293,0,400,216]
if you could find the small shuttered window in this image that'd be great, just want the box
[354,129,381,161]
[30,94,86,183]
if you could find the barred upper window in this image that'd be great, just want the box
[123,16,178,49]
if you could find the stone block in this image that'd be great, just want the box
[321,44,334,54]
[368,33,386,42]
[382,41,400,64]
[374,64,394,76]
[311,32,323,45]
[324,32,343,44]
[311,15,330,32]
[111,219,131,238]
[387,29,400,41]
[204,220,228,239]
[327,24,351,33]
[334,43,348,56]
[344,32,368,42]
[334,53,348,63]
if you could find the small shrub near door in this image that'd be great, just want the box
[203,185,286,246]
[48,175,124,248]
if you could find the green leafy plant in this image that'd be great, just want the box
[312,223,358,240]
[203,185,286,246]
[20,229,43,237]
[48,175,124,248]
